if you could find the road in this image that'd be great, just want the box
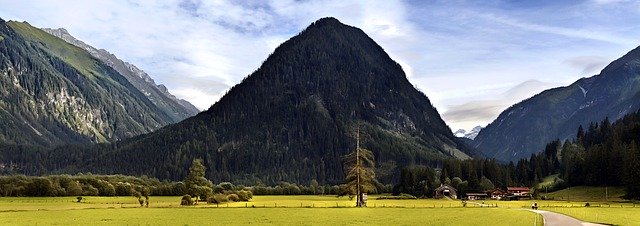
[529,210,605,226]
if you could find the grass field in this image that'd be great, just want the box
[537,174,559,189]
[0,207,540,226]
[543,186,626,201]
[0,195,543,225]
[1,193,638,225]
[543,207,640,225]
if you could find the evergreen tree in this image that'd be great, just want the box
[343,129,377,207]
[623,142,640,199]
[184,159,213,202]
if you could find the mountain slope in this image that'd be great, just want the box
[38,17,471,184]
[0,19,176,145]
[474,46,640,162]
[42,28,199,120]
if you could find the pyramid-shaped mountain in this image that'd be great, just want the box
[474,45,640,162]
[51,18,471,184]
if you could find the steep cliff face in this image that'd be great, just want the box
[0,19,175,145]
[43,27,199,121]
[474,45,640,162]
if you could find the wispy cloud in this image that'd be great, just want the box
[1,0,640,130]
[477,13,637,46]
[442,80,561,130]
[564,56,610,75]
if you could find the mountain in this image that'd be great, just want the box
[454,126,482,140]
[0,19,178,145]
[42,27,199,121]
[474,45,640,162]
[18,17,472,184]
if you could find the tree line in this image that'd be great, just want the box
[393,110,640,200]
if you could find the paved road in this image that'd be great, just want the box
[529,210,605,226]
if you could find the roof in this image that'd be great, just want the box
[488,188,506,193]
[434,184,457,192]
[507,187,530,191]
[466,193,488,196]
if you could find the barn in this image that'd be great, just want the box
[434,184,457,199]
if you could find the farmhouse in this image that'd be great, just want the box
[507,187,530,197]
[466,192,488,200]
[434,184,457,199]
[487,188,507,199]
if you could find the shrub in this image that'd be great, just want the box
[227,194,239,202]
[66,181,83,196]
[376,193,417,200]
[181,195,194,206]
[115,182,133,196]
[207,194,229,204]
[219,182,234,191]
[236,190,253,201]
[82,184,99,196]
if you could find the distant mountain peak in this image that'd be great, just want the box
[78,18,473,183]
[454,126,483,140]
[42,27,200,119]
[312,17,342,26]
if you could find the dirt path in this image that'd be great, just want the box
[529,210,605,226]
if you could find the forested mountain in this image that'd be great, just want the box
[557,111,640,199]
[42,27,199,120]
[474,46,640,162]
[0,18,177,145]
[0,17,472,185]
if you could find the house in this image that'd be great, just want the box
[487,188,507,199]
[507,187,530,197]
[466,193,489,200]
[434,184,457,199]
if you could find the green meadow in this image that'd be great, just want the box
[0,195,542,226]
[1,194,639,225]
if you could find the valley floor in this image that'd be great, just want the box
[0,195,638,225]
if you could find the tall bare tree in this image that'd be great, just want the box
[344,128,377,207]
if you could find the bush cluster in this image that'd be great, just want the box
[0,174,182,197]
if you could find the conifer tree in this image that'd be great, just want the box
[184,159,213,203]
[344,128,377,207]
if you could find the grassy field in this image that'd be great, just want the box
[0,207,540,226]
[543,186,626,201]
[543,207,640,225]
[1,194,638,225]
[0,195,543,225]
[537,174,559,189]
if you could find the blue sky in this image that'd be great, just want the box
[1,0,639,132]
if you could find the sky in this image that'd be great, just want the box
[1,0,640,132]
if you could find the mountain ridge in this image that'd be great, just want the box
[473,45,640,162]
[0,18,178,145]
[42,27,199,120]
[12,17,473,184]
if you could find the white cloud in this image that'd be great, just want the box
[2,0,640,132]
[564,56,610,75]
[443,80,562,131]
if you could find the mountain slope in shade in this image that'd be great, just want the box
[48,17,473,184]
[42,28,199,121]
[474,45,640,162]
[0,19,176,145]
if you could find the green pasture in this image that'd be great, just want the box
[543,207,640,225]
[1,194,638,225]
[0,207,540,226]
[0,195,543,225]
[542,186,626,201]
